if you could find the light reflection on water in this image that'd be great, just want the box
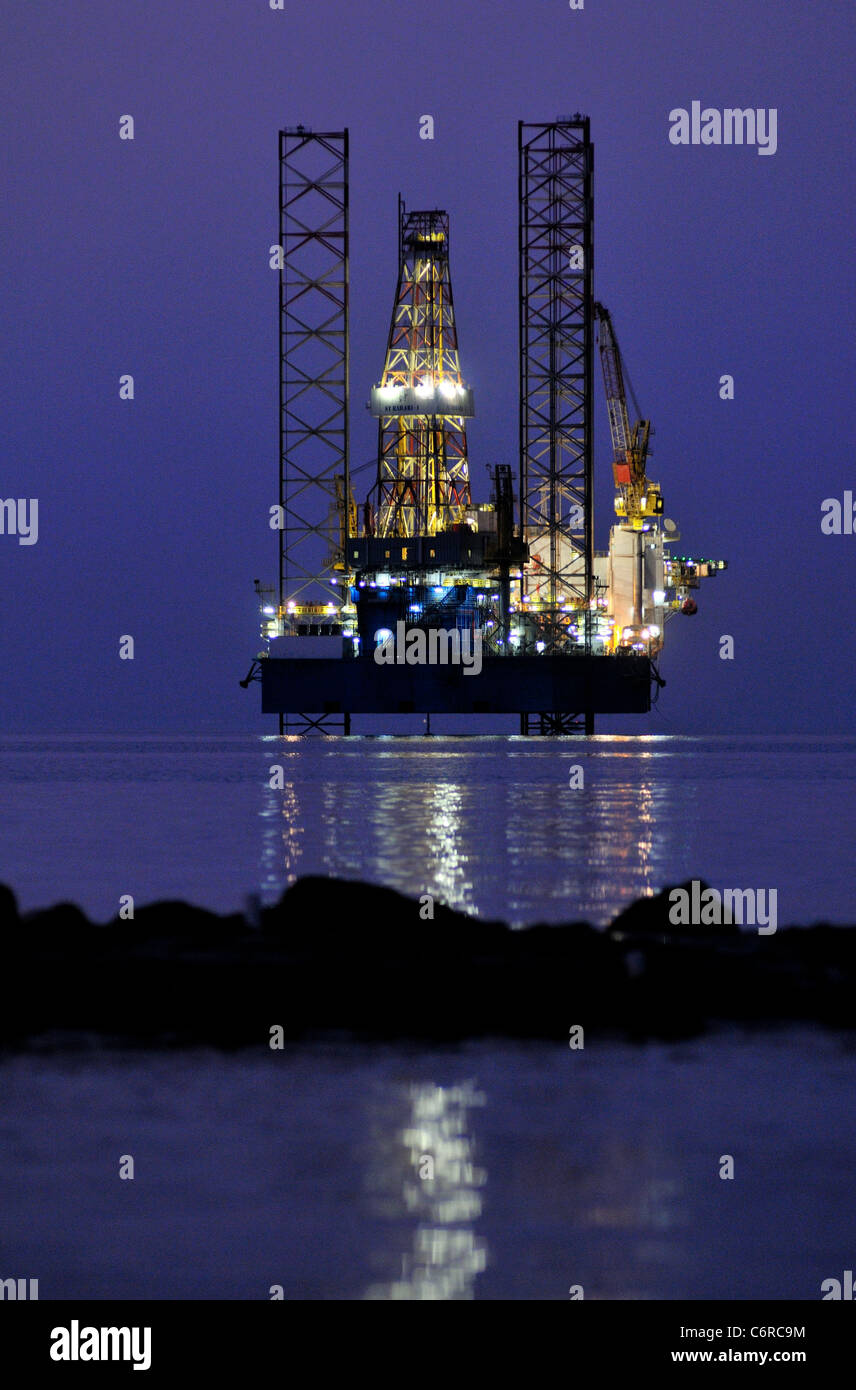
[362,1080,488,1300]
[259,737,671,924]
[356,1068,689,1300]
[3,733,855,926]
[1,1033,852,1299]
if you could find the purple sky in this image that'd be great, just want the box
[2,1,854,732]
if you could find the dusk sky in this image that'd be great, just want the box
[3,1,853,733]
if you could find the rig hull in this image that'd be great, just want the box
[260,653,652,717]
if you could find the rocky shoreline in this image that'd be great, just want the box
[2,878,854,1047]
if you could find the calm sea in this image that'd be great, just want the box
[2,1032,855,1300]
[0,734,853,927]
[2,735,854,1300]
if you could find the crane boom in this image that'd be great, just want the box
[595,302,634,469]
[594,302,661,529]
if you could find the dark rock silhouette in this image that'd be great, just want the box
[1,877,853,1048]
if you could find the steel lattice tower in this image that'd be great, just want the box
[371,202,474,538]
[279,128,349,615]
[518,118,594,651]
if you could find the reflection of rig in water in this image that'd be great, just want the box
[364,1081,487,1301]
[244,120,726,734]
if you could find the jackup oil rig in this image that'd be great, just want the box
[243,118,726,734]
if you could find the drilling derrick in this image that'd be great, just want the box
[371,203,474,539]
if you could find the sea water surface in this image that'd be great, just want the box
[1,735,855,1300]
[2,1031,854,1301]
[0,734,854,927]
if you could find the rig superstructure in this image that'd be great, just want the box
[243,118,726,734]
